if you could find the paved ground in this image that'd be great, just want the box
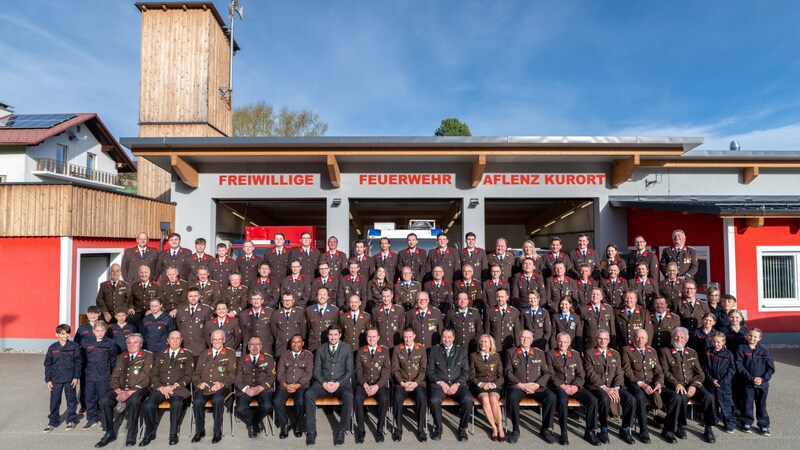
[2,349,799,449]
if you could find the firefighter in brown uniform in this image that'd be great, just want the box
[209,243,238,283]
[175,287,213,361]
[552,295,582,351]
[676,280,710,334]
[239,291,275,355]
[511,257,546,309]
[186,238,212,283]
[391,328,427,442]
[371,287,406,348]
[546,332,600,445]
[160,267,187,315]
[351,240,375,279]
[311,262,340,308]
[659,229,699,280]
[305,287,340,352]
[290,232,321,278]
[338,260,367,310]
[235,336,275,438]
[522,291,552,351]
[157,233,192,282]
[630,262,658,309]
[394,266,421,309]
[275,334,313,439]
[237,240,262,288]
[340,295,371,349]
[582,287,616,350]
[484,288,522,351]
[205,301,241,351]
[658,327,717,443]
[95,263,129,323]
[505,330,556,444]
[126,265,163,327]
[282,261,312,308]
[220,273,249,315]
[424,266,453,314]
[616,290,654,348]
[574,264,596,307]
[542,237,572,279]
[445,292,483,353]
[659,262,684,312]
[366,267,391,312]
[453,264,483,309]
[271,293,308,355]
[264,233,291,278]
[95,333,154,448]
[191,329,236,444]
[568,233,598,279]
[397,233,427,282]
[487,238,515,282]
[319,236,349,276]
[482,264,509,310]
[627,235,659,281]
[544,261,578,313]
[599,263,629,308]
[194,267,220,308]
[651,296,681,349]
[583,329,636,445]
[460,232,487,281]
[250,263,280,309]
[372,237,398,282]
[404,291,444,349]
[121,232,159,283]
[354,328,391,443]
[427,233,460,282]
[140,331,194,446]
[514,240,544,276]
[620,328,667,444]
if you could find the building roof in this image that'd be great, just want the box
[609,196,800,217]
[135,2,240,52]
[0,113,136,172]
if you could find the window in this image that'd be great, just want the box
[757,246,800,311]
[56,144,68,172]
[87,153,95,174]
[0,175,6,183]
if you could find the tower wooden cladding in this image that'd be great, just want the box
[137,2,234,138]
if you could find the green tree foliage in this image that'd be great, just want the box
[233,101,328,137]
[434,117,472,136]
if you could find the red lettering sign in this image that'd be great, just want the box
[357,174,454,185]
[218,174,316,186]
[482,173,605,186]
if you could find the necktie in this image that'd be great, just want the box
[382,254,386,263]
[353,314,358,324]
[306,249,310,256]
[285,311,290,320]
[526,277,531,284]
[638,252,642,259]
[254,311,260,320]
[201,283,205,290]
[676,248,681,256]
[562,354,567,364]
[419,312,424,320]
[582,251,586,257]
[277,250,281,256]
[294,353,298,360]
[252,355,257,366]
[190,307,195,316]
[140,249,145,258]
[329,345,336,356]
[499,255,503,262]
[385,309,390,317]
[484,354,489,363]
[524,351,529,361]
[370,349,375,358]
[501,308,505,318]
[463,311,468,319]
[218,320,223,329]
[170,351,176,362]
[407,348,412,356]
[213,351,219,359]
[130,355,135,362]
[628,310,633,318]
[172,251,176,258]
[657,314,663,323]
[640,349,646,358]
[595,306,600,315]
[602,350,607,360]
[689,301,694,309]
[112,282,117,289]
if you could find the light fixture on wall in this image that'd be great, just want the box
[331,198,342,207]
[468,198,479,208]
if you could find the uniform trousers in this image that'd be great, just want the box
[48,382,78,426]
[235,390,273,428]
[742,385,770,428]
[192,389,227,436]
[98,388,149,438]
[84,380,109,424]
[506,387,556,433]
[554,387,597,433]
[660,386,715,432]
[428,383,473,431]
[589,387,635,429]
[392,385,426,433]
[274,386,307,431]
[304,380,353,434]
[141,391,187,438]
[354,385,389,434]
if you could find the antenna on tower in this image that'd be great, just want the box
[220,0,243,103]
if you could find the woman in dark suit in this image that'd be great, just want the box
[469,334,505,441]
[366,266,391,312]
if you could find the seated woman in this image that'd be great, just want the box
[469,334,505,442]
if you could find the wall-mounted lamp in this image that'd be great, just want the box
[331,198,342,207]
[468,198,479,208]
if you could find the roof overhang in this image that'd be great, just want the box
[610,195,800,218]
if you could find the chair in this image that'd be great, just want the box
[230,390,273,437]
[189,387,234,437]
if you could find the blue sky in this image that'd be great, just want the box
[1,1,799,150]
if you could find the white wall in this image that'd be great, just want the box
[25,124,118,178]
[0,147,28,181]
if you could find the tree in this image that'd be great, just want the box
[434,118,471,137]
[233,101,328,137]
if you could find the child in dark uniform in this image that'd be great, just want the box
[107,306,138,352]
[43,324,82,432]
[703,332,736,433]
[80,321,118,429]
[736,328,775,435]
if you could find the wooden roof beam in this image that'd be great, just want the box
[170,155,198,189]
[471,154,486,188]
[743,166,759,185]
[742,217,765,230]
[327,154,340,188]
[349,200,364,238]
[610,154,640,188]
[441,202,463,233]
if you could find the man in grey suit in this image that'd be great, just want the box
[304,324,354,446]
[427,328,473,441]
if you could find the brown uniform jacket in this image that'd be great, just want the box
[615,307,654,347]
[110,350,155,391]
[630,277,658,309]
[627,250,659,281]
[270,307,307,355]
[487,251,515,282]
[599,258,628,280]
[677,299,711,333]
[574,278,595,308]
[581,303,616,349]
[393,281,421,309]
[277,349,314,388]
[514,255,544,276]
[236,352,276,394]
[290,248,321,279]
[96,280,129,315]
[482,278,508,309]
[660,246,699,280]
[460,247,488,281]
[546,349,585,388]
[542,251,571,279]
[406,307,444,348]
[126,281,164,312]
[338,274,367,309]
[427,247,460,282]
[157,247,192,283]
[621,345,664,409]
[175,303,213,355]
[485,305,522,350]
[205,316,241,350]
[372,252,398,282]
[397,247,428,282]
[391,342,426,386]
[469,352,504,387]
[366,279,391,307]
[186,253,212,283]
[312,275,341,308]
[551,312,582,350]
[544,277,578,313]
[658,346,705,390]
[305,303,340,352]
[511,273,547,309]
[522,307,552,350]
[340,310,371,349]
[249,276,280,309]
[150,348,194,398]
[161,280,188,311]
[236,254,262,289]
[355,345,391,386]
[238,306,275,354]
[569,248,599,279]
[505,346,549,391]
[371,304,406,348]
[220,285,249,314]
[583,347,625,390]
[453,279,483,308]
[281,275,312,308]
[445,307,483,353]
[350,254,374,280]
[121,246,159,283]
[659,278,684,312]
[599,277,629,309]
[264,247,291,279]
[193,347,237,394]
[423,280,453,311]
[650,311,681,349]
[319,250,349,277]
[194,279,221,308]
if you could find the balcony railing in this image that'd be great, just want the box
[34,158,121,186]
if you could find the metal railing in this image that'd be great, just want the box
[34,158,121,186]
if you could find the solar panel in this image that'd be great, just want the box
[1,113,77,129]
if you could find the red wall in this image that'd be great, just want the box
[0,237,61,339]
[627,210,726,291]
[734,219,800,332]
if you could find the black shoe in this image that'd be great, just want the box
[509,430,520,444]
[392,430,402,442]
[704,426,716,443]
[458,428,469,441]
[95,434,116,448]
[620,429,635,445]
[586,430,601,446]
[676,425,687,439]
[334,430,346,446]
[279,426,289,439]
[540,430,555,444]
[375,432,384,443]
[247,424,256,438]
[559,432,569,445]
[126,435,137,447]
[211,434,222,444]
[637,431,651,444]
[355,430,365,444]
[416,431,427,442]
[661,431,677,444]
[168,436,179,446]
[306,431,317,445]
[599,428,610,444]
[191,432,204,443]
[294,428,304,438]
[138,435,153,447]
[431,428,442,441]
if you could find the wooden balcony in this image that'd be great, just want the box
[34,158,122,188]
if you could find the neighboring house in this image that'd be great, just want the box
[0,103,136,187]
